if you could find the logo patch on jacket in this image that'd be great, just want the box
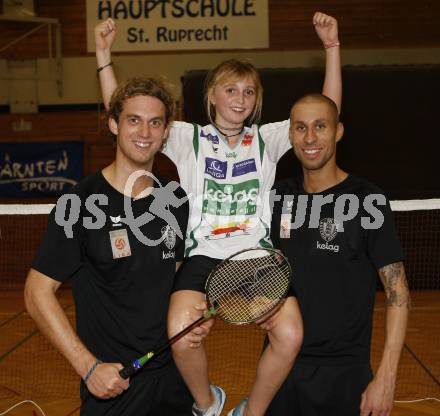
[232,158,256,177]
[205,157,227,179]
[319,218,338,242]
[161,224,176,259]
[242,134,254,146]
[201,130,219,145]
[162,224,176,249]
[317,218,339,252]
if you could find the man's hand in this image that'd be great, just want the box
[363,260,409,416]
[183,301,215,349]
[85,362,129,399]
[360,375,395,416]
[94,18,117,51]
[313,12,339,46]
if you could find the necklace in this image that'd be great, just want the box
[214,122,244,132]
[214,123,244,138]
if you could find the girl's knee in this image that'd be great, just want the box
[269,302,303,356]
[168,290,206,354]
[272,320,302,354]
[167,290,205,336]
[284,321,303,354]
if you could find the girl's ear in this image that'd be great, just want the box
[208,86,216,106]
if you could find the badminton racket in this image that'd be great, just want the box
[119,247,292,379]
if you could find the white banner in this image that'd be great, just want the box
[86,0,269,52]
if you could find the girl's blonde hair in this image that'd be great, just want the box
[205,59,263,126]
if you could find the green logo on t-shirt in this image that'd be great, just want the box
[202,179,259,216]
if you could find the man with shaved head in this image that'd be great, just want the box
[268,94,410,416]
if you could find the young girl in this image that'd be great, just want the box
[95,13,341,416]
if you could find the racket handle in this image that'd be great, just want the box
[119,364,136,380]
[118,311,216,380]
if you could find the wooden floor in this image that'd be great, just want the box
[3,398,438,416]
[0,290,439,416]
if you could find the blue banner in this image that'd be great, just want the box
[0,141,83,198]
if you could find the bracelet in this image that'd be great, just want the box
[324,41,340,49]
[97,62,113,74]
[84,359,102,384]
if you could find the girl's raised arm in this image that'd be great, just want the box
[95,18,118,109]
[314,12,342,113]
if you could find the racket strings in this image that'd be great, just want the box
[207,250,291,323]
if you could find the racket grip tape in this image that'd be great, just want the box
[119,352,154,379]
[119,364,136,379]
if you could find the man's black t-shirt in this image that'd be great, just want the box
[33,171,189,371]
[271,174,404,365]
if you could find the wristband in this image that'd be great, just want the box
[97,62,113,74]
[84,359,102,384]
[324,42,340,49]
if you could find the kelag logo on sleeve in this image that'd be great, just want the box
[205,158,227,179]
[232,158,256,177]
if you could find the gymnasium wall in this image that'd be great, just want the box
[1,0,440,104]
[0,1,439,198]
[2,0,440,58]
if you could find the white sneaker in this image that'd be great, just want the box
[227,398,248,416]
[192,384,226,416]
